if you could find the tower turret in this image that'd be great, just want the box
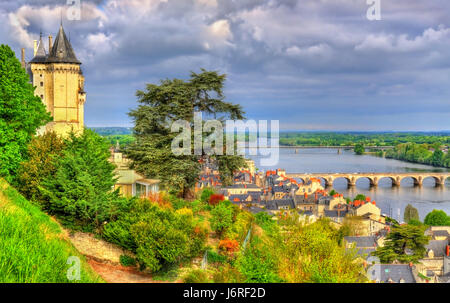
[28,24,86,137]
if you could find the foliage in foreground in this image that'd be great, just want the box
[102,199,207,272]
[0,44,51,183]
[0,179,101,283]
[183,268,211,283]
[16,131,66,203]
[276,218,365,282]
[230,214,365,283]
[19,129,130,232]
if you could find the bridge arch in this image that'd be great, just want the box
[400,176,422,186]
[333,176,354,188]
[355,176,377,187]
[422,175,446,186]
[378,176,397,186]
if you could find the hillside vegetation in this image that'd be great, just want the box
[0,179,102,283]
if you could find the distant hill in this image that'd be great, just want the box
[0,179,102,283]
[90,127,133,136]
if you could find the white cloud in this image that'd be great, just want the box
[286,44,331,57]
[355,26,450,53]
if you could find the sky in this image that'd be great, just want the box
[1,0,450,131]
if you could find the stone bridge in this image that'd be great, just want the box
[285,172,450,188]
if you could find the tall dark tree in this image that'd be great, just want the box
[431,150,444,167]
[0,45,51,182]
[373,224,430,263]
[354,143,365,155]
[126,70,246,198]
[403,204,419,223]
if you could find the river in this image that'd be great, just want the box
[248,148,450,222]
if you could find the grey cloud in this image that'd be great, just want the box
[1,0,450,130]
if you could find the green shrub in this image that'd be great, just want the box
[210,201,235,237]
[200,188,215,203]
[238,236,282,283]
[119,255,136,267]
[183,269,210,283]
[225,211,253,242]
[255,212,278,235]
[424,210,450,226]
[102,199,207,272]
[207,249,227,264]
[15,132,66,203]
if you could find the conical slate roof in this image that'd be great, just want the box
[29,34,47,63]
[46,24,81,64]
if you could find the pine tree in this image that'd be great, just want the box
[39,129,128,231]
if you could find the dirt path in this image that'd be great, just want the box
[66,230,179,283]
[87,258,176,283]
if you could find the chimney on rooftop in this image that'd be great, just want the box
[21,48,25,68]
[49,35,53,51]
[33,40,37,56]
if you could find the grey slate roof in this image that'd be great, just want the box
[248,192,261,203]
[324,209,348,218]
[29,34,47,63]
[345,236,377,248]
[368,265,416,283]
[425,240,449,257]
[264,199,295,210]
[47,25,81,64]
[31,25,81,65]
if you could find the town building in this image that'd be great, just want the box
[109,144,160,198]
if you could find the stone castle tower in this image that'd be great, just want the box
[24,24,86,137]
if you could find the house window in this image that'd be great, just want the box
[136,183,146,198]
[40,95,44,99]
[40,82,43,87]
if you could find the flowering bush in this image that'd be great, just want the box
[209,194,225,206]
[218,239,239,255]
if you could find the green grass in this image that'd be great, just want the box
[0,179,102,283]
